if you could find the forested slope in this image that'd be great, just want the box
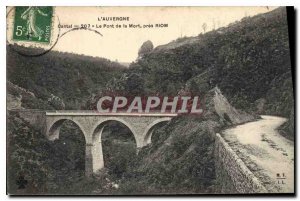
[7,46,126,109]
[114,7,293,138]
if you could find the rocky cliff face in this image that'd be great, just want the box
[7,93,22,110]
[204,87,255,126]
[7,81,60,110]
[7,81,35,110]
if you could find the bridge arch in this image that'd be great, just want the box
[46,118,87,142]
[46,118,87,176]
[143,117,171,146]
[92,117,138,144]
[90,117,138,173]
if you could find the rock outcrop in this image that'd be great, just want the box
[204,87,255,125]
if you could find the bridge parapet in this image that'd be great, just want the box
[46,110,178,117]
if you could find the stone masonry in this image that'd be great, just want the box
[215,133,268,193]
[45,111,175,176]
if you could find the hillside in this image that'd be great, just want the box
[119,7,293,138]
[7,45,126,109]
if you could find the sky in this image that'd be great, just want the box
[8,6,278,62]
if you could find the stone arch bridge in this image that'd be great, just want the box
[44,111,177,176]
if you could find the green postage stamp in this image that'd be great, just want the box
[13,6,53,43]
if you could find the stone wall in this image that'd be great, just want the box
[214,133,268,194]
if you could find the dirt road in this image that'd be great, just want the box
[223,115,294,193]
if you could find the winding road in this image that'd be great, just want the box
[222,115,294,193]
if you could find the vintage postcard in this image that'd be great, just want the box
[6,6,295,195]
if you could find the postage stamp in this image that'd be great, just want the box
[13,6,53,43]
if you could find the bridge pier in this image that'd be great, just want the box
[85,144,94,177]
[91,141,104,174]
[85,142,105,177]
